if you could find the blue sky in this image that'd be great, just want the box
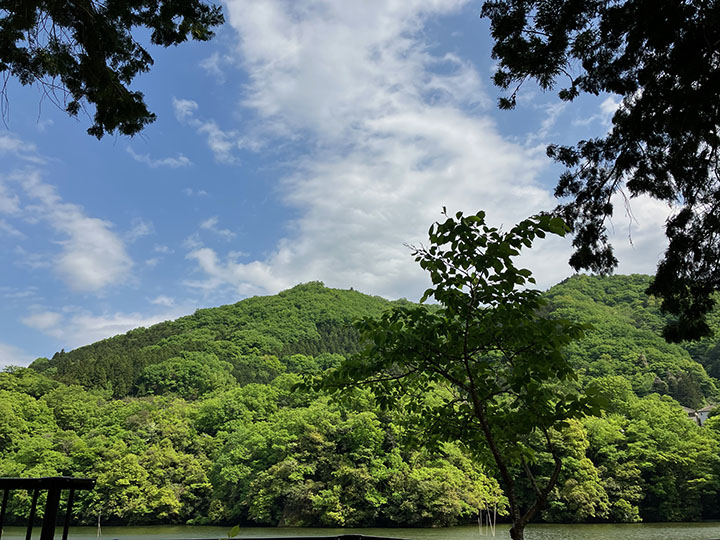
[0,0,670,368]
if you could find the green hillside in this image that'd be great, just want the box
[546,274,718,408]
[2,276,719,527]
[33,282,401,397]
[34,275,719,408]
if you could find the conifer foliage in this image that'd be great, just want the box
[482,0,720,341]
[0,0,223,137]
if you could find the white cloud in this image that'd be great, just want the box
[609,193,670,274]
[21,311,63,333]
[150,295,175,307]
[54,227,131,292]
[200,52,225,81]
[185,246,284,296]
[182,0,572,299]
[1,286,39,300]
[183,232,203,250]
[200,216,236,240]
[227,0,474,139]
[573,95,621,127]
[183,188,208,197]
[200,52,235,83]
[0,342,34,369]
[126,218,155,242]
[173,98,246,163]
[126,147,192,168]
[172,98,199,122]
[20,305,193,350]
[0,180,22,215]
[0,133,45,163]
[519,193,672,286]
[197,121,239,164]
[527,101,568,144]
[36,118,54,132]
[601,96,621,117]
[0,218,24,239]
[180,0,665,301]
[13,245,52,269]
[12,170,133,292]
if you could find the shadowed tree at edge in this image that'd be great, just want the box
[0,0,223,137]
[481,0,720,341]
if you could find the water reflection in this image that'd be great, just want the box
[3,524,720,540]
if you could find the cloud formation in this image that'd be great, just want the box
[0,342,34,368]
[1,167,133,293]
[21,310,63,332]
[126,218,155,243]
[126,147,192,168]
[172,98,241,164]
[0,133,45,164]
[200,216,236,240]
[21,171,133,291]
[178,0,670,302]
[183,0,576,301]
[20,305,192,350]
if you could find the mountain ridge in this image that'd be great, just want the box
[2,274,719,526]
[29,274,719,407]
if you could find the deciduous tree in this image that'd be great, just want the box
[324,210,602,540]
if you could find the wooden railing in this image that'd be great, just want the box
[0,477,409,540]
[0,477,95,540]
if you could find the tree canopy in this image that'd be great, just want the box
[2,278,720,527]
[0,0,223,137]
[323,211,603,540]
[481,0,720,341]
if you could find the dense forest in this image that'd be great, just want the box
[1,276,719,527]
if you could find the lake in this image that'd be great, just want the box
[3,524,720,540]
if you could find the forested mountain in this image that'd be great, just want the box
[32,282,402,397]
[31,276,719,408]
[547,274,718,408]
[2,276,719,527]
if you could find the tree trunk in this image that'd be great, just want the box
[510,523,525,540]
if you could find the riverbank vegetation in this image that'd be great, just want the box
[1,276,719,527]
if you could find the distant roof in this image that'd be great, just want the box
[698,405,715,413]
[681,406,697,413]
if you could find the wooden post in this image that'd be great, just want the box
[0,488,9,540]
[26,489,39,540]
[41,481,62,540]
[62,489,76,540]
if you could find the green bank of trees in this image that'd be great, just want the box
[36,282,394,398]
[0,369,503,527]
[546,274,720,407]
[2,277,720,527]
[2,359,718,527]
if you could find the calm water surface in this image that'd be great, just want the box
[3,523,720,540]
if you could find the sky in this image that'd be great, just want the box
[0,0,672,368]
